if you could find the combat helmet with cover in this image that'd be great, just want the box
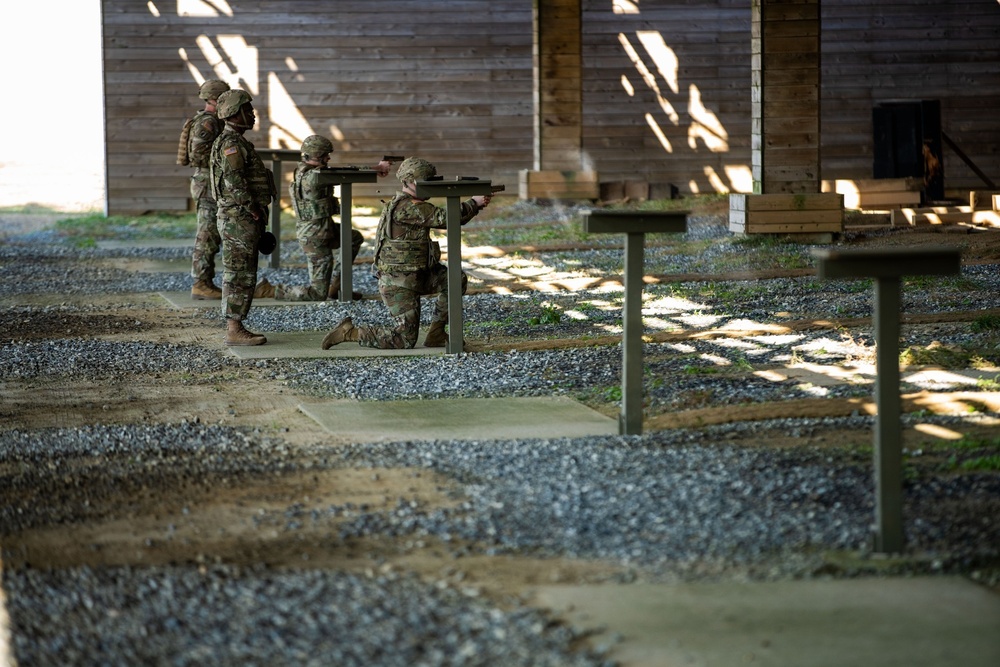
[396,157,436,184]
[301,135,334,160]
[199,79,230,101]
[216,89,253,119]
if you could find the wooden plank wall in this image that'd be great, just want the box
[535,0,583,170]
[102,0,534,214]
[579,0,1000,198]
[753,0,822,194]
[102,0,1000,214]
[820,0,1000,191]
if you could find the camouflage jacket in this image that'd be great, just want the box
[185,110,224,169]
[209,126,275,212]
[373,191,480,274]
[289,162,340,221]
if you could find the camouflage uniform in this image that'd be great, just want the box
[178,80,229,292]
[275,161,364,301]
[185,109,224,283]
[357,191,480,349]
[210,125,275,322]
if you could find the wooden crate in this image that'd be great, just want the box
[821,178,921,210]
[518,170,599,200]
[729,193,843,234]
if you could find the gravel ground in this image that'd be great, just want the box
[1,211,999,665]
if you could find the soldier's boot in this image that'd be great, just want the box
[327,275,363,301]
[423,320,448,347]
[253,278,276,298]
[321,317,359,349]
[225,320,267,346]
[191,279,222,300]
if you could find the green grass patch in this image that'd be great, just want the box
[899,343,972,369]
[971,314,1000,333]
[55,212,199,241]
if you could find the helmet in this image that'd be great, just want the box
[258,231,277,255]
[396,157,436,183]
[199,79,230,101]
[216,89,253,119]
[301,135,334,159]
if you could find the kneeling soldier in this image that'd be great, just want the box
[321,157,490,350]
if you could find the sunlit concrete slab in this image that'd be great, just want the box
[299,396,617,442]
[227,330,443,359]
[535,576,1000,667]
[97,239,193,250]
[157,292,325,310]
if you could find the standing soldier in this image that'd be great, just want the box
[177,79,230,300]
[255,135,392,301]
[321,157,490,350]
[209,89,276,346]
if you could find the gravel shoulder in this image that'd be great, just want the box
[2,205,999,665]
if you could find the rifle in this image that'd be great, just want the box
[490,184,506,194]
[382,155,405,163]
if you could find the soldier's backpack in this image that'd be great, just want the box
[176,117,194,166]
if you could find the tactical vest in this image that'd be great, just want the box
[187,110,222,168]
[289,165,338,220]
[373,195,430,273]
[210,132,276,207]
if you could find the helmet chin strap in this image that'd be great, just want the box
[228,107,254,130]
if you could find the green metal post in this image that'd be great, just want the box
[338,182,354,302]
[446,195,464,354]
[874,276,904,552]
[622,232,645,434]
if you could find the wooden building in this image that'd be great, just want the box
[101,0,1000,215]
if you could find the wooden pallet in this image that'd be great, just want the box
[891,206,1000,227]
[821,178,922,210]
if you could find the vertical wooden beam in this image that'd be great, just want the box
[752,0,821,194]
[533,0,583,171]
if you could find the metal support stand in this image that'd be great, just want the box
[874,277,903,552]
[314,168,380,302]
[813,246,960,553]
[257,149,300,269]
[583,210,688,435]
[414,178,494,354]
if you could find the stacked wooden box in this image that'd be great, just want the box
[518,170,599,200]
[729,193,843,235]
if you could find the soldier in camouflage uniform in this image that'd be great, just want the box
[177,79,230,300]
[321,157,491,350]
[257,135,392,302]
[209,89,276,346]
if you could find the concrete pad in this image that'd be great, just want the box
[158,291,323,310]
[299,396,617,441]
[227,330,443,360]
[97,239,193,250]
[534,577,1000,667]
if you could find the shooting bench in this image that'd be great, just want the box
[582,209,689,435]
[414,177,496,354]
[812,245,961,553]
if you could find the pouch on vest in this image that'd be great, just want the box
[176,117,194,166]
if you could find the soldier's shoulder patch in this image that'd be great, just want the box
[224,146,239,156]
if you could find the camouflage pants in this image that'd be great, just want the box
[217,205,262,321]
[190,171,221,282]
[358,265,467,349]
[276,220,364,301]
